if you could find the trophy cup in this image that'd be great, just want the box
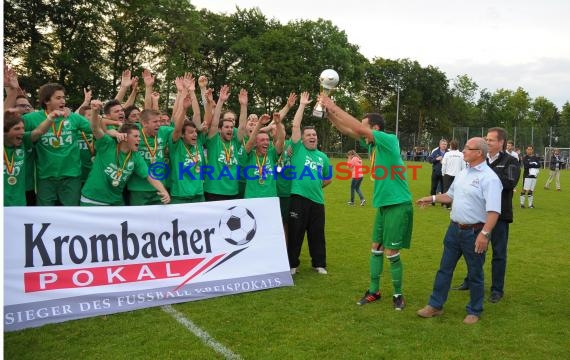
[313,69,339,118]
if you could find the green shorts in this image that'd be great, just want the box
[37,177,82,206]
[371,201,413,249]
[129,190,163,206]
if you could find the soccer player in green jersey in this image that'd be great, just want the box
[287,92,332,275]
[203,85,242,201]
[80,100,169,206]
[4,109,58,206]
[166,74,205,203]
[23,83,92,206]
[320,94,413,311]
[242,113,285,199]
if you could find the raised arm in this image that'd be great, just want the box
[171,76,188,143]
[291,91,311,143]
[122,76,139,108]
[142,69,155,110]
[272,112,284,154]
[208,85,230,139]
[278,92,297,121]
[201,88,214,133]
[245,114,271,154]
[115,70,132,103]
[3,65,19,109]
[237,88,249,142]
[75,87,92,114]
[183,73,201,129]
[320,94,373,142]
[89,100,106,139]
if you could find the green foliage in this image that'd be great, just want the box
[4,161,570,359]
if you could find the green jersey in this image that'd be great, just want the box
[127,125,173,191]
[4,133,32,206]
[23,111,91,179]
[77,129,95,182]
[276,139,293,197]
[203,133,241,196]
[167,133,206,198]
[81,135,148,205]
[243,147,278,198]
[371,130,412,207]
[289,140,331,205]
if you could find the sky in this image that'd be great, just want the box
[190,0,570,109]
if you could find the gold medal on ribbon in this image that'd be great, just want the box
[112,179,120,187]
[52,139,60,148]
[49,112,65,149]
[4,148,17,185]
[184,144,200,174]
[81,131,95,160]
[141,129,157,164]
[222,141,232,165]
[258,179,265,185]
[255,151,267,186]
[114,145,132,188]
[277,165,283,173]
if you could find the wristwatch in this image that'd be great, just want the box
[480,230,491,239]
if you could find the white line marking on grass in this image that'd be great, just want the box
[161,305,242,360]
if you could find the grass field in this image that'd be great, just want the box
[4,160,570,359]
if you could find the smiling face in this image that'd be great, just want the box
[182,124,198,145]
[220,120,234,141]
[126,129,141,152]
[302,128,318,150]
[45,90,66,112]
[5,120,25,147]
[255,132,270,155]
[485,131,503,156]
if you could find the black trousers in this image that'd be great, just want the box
[431,172,444,195]
[287,194,326,268]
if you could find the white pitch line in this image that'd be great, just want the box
[161,305,242,360]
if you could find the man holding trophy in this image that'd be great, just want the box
[319,90,413,311]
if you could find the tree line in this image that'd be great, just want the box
[5,0,570,152]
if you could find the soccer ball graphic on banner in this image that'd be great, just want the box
[218,206,257,246]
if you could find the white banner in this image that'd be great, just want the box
[4,198,292,331]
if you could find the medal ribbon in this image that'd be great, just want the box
[141,129,157,160]
[255,152,267,180]
[183,144,200,165]
[81,131,95,156]
[3,147,15,175]
[46,111,64,139]
[115,145,132,180]
[221,140,232,164]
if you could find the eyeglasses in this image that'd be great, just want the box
[463,147,480,151]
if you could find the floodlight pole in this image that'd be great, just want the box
[395,77,400,137]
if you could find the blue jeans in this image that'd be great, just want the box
[428,222,486,316]
[350,178,364,203]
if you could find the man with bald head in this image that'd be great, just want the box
[416,137,502,324]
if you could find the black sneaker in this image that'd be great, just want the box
[393,295,405,310]
[529,205,535,209]
[520,204,525,209]
[489,292,504,303]
[356,290,381,305]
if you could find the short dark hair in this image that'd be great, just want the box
[38,83,65,110]
[365,113,385,131]
[301,126,316,135]
[488,127,507,150]
[124,105,140,118]
[219,118,235,128]
[4,111,24,132]
[119,123,139,134]
[182,120,197,134]
[103,99,122,115]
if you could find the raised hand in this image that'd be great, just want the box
[239,88,248,106]
[300,91,311,106]
[218,85,230,103]
[198,75,208,89]
[272,112,282,124]
[287,92,297,107]
[259,113,271,125]
[120,70,133,88]
[151,91,160,102]
[174,76,185,92]
[183,73,196,92]
[142,69,155,87]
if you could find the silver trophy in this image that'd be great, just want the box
[313,69,339,118]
